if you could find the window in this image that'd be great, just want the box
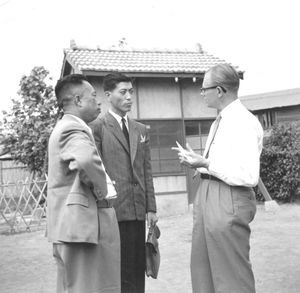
[185,120,214,154]
[256,111,275,129]
[141,120,184,175]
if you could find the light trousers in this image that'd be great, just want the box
[53,208,120,293]
[191,179,256,293]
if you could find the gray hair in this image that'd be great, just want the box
[207,63,240,92]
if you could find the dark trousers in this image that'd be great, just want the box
[118,220,146,293]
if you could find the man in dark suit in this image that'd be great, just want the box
[90,72,158,293]
[47,74,120,293]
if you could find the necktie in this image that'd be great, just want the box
[205,115,222,158]
[121,117,130,146]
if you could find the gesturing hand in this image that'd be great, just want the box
[172,143,209,169]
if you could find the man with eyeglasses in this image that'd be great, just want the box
[173,63,263,293]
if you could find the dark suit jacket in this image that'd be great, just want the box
[47,115,109,244]
[90,112,157,222]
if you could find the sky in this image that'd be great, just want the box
[0,0,299,115]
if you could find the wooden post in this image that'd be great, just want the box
[258,177,272,201]
[0,161,3,186]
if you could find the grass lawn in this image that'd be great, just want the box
[0,203,300,293]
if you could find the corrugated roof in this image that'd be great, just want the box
[241,88,300,111]
[63,47,242,76]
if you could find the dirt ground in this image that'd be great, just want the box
[1,204,300,293]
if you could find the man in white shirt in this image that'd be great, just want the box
[174,64,263,293]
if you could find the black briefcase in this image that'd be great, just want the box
[145,225,161,279]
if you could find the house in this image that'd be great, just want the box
[60,43,243,211]
[241,88,300,129]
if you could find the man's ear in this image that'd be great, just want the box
[74,95,81,106]
[104,91,112,103]
[217,86,224,98]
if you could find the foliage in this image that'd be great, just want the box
[257,122,300,202]
[1,66,60,177]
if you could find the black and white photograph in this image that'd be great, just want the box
[0,0,299,292]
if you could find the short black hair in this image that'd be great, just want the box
[103,72,132,92]
[55,74,88,106]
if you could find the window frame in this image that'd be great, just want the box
[138,119,186,176]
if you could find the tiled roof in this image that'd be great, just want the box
[64,48,242,75]
[241,88,300,111]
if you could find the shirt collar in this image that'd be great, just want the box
[109,109,128,125]
[219,98,241,118]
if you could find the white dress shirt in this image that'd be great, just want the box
[109,109,129,131]
[198,99,263,187]
[64,114,116,199]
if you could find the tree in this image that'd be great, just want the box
[1,66,60,177]
[258,122,300,202]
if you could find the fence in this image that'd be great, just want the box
[0,159,31,184]
[0,160,47,234]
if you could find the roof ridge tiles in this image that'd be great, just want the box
[64,47,207,54]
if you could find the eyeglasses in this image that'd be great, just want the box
[200,85,227,95]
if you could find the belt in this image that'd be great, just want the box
[96,199,113,208]
[200,173,222,183]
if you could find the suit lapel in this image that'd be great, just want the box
[105,113,130,155]
[128,119,138,165]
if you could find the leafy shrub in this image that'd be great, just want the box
[257,122,300,202]
[1,67,60,177]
